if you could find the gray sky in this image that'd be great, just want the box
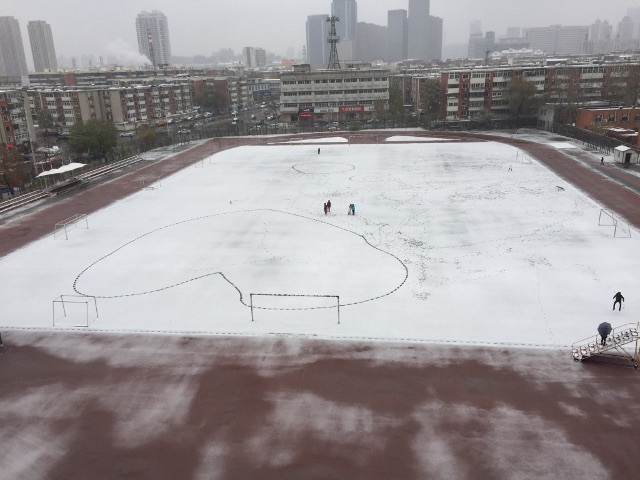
[4,0,638,66]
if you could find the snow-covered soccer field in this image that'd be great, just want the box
[2,137,638,349]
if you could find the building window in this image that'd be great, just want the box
[621,113,629,122]
[608,113,616,122]
[595,114,603,122]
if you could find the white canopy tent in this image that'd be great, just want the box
[36,163,86,178]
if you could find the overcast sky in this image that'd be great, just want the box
[4,0,638,66]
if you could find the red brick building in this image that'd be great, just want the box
[576,106,640,147]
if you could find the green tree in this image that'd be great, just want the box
[136,124,156,152]
[37,110,56,147]
[606,65,640,106]
[421,78,441,127]
[474,108,494,129]
[193,83,222,113]
[373,99,388,127]
[69,120,118,161]
[0,145,32,190]
[387,83,408,126]
[507,76,540,118]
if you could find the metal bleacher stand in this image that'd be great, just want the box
[0,155,144,216]
[571,322,639,368]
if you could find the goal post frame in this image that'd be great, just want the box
[52,294,99,327]
[53,213,88,240]
[249,293,340,324]
[599,209,631,238]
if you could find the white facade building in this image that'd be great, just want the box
[279,64,389,123]
[27,21,58,72]
[0,16,28,77]
[135,10,172,66]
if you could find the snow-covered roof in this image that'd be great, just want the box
[36,162,86,177]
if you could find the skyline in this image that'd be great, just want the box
[2,0,639,69]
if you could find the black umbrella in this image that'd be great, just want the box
[598,322,612,337]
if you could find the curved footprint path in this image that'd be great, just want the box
[73,209,408,310]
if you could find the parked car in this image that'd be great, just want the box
[119,131,135,138]
[177,129,190,134]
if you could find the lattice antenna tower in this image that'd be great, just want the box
[327,15,341,70]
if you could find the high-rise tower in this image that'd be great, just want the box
[135,10,172,66]
[331,0,357,41]
[27,21,58,72]
[0,16,28,76]
[306,14,330,66]
[387,9,408,61]
[407,0,430,59]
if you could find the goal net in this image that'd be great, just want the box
[52,295,99,327]
[249,293,340,324]
[599,209,631,238]
[53,213,88,240]
[138,176,162,190]
[516,150,533,164]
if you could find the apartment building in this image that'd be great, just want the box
[243,47,267,68]
[135,10,172,66]
[29,83,193,128]
[0,89,32,149]
[279,64,389,123]
[0,16,29,77]
[27,21,58,72]
[440,62,640,120]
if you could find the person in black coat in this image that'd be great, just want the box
[613,292,624,311]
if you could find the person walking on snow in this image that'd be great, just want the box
[601,157,604,165]
[326,200,331,213]
[613,292,624,311]
[323,203,328,215]
[349,203,355,215]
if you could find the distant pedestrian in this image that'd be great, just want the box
[318,148,321,154]
[613,292,624,311]
[349,203,355,216]
[601,157,604,165]
[326,200,331,213]
[323,202,328,215]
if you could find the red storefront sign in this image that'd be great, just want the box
[339,105,364,113]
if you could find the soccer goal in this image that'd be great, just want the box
[599,209,631,238]
[249,293,340,324]
[53,213,88,240]
[515,150,533,164]
[52,295,98,327]
[138,176,162,190]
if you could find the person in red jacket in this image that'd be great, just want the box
[326,200,331,213]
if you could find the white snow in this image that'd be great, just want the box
[279,137,349,144]
[385,136,458,142]
[1,140,637,350]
